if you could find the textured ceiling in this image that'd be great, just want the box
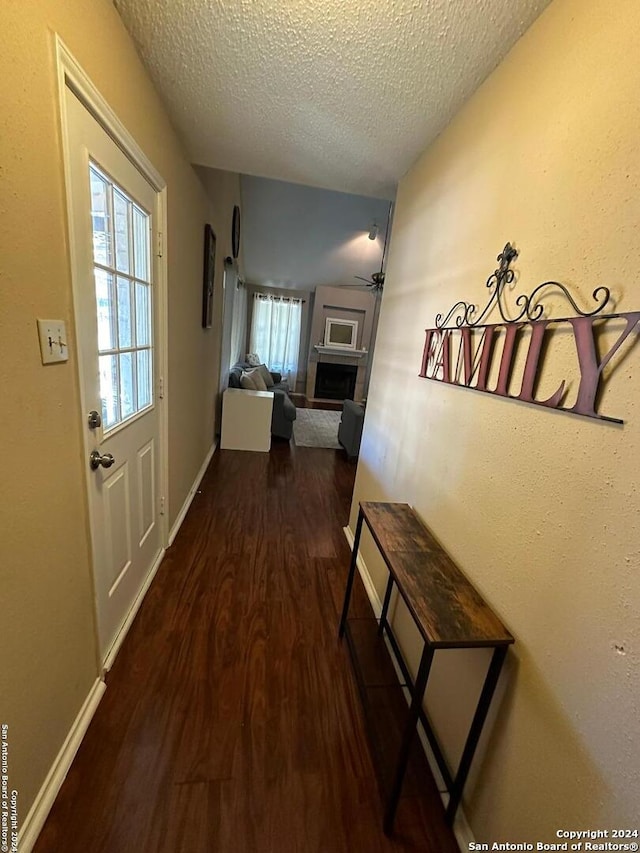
[114,0,551,198]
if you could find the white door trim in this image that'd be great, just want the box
[55,36,170,667]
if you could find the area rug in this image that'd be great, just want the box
[293,408,342,449]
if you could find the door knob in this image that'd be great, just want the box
[89,450,116,470]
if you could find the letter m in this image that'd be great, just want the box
[459,326,496,390]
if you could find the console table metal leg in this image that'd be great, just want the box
[383,644,435,835]
[445,645,508,824]
[338,509,364,638]
[378,576,394,636]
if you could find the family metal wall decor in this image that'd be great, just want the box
[419,244,640,424]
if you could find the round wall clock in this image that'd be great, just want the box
[231,205,241,259]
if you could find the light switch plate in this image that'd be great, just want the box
[37,319,69,364]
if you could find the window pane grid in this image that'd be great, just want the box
[133,207,149,281]
[97,345,152,357]
[113,188,131,274]
[94,263,149,289]
[90,163,152,431]
[116,277,134,349]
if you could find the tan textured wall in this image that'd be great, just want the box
[194,165,244,423]
[0,0,224,818]
[350,0,640,839]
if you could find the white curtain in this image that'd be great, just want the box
[229,282,247,367]
[250,294,302,388]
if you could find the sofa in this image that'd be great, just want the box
[228,360,297,440]
[338,399,365,458]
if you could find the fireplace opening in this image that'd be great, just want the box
[314,362,357,400]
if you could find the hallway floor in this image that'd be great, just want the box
[34,443,459,853]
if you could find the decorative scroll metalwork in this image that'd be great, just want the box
[435,243,611,329]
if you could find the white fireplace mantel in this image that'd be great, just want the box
[313,345,367,358]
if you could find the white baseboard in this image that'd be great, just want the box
[19,678,106,853]
[341,524,476,850]
[452,806,475,849]
[168,442,216,546]
[342,525,382,616]
[102,545,166,672]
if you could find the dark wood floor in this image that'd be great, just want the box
[34,442,459,853]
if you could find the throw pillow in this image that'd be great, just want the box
[240,371,258,390]
[242,368,268,392]
[249,368,268,392]
[256,363,274,388]
[245,353,261,367]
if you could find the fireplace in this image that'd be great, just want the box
[314,362,357,400]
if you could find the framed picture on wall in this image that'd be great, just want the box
[202,223,216,328]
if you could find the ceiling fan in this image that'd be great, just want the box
[343,201,393,295]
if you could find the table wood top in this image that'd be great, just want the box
[359,502,514,649]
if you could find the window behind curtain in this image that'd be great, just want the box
[250,294,302,388]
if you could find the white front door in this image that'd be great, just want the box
[64,89,163,663]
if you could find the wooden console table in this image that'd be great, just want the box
[338,501,514,833]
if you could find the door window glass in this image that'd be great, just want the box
[90,163,153,430]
